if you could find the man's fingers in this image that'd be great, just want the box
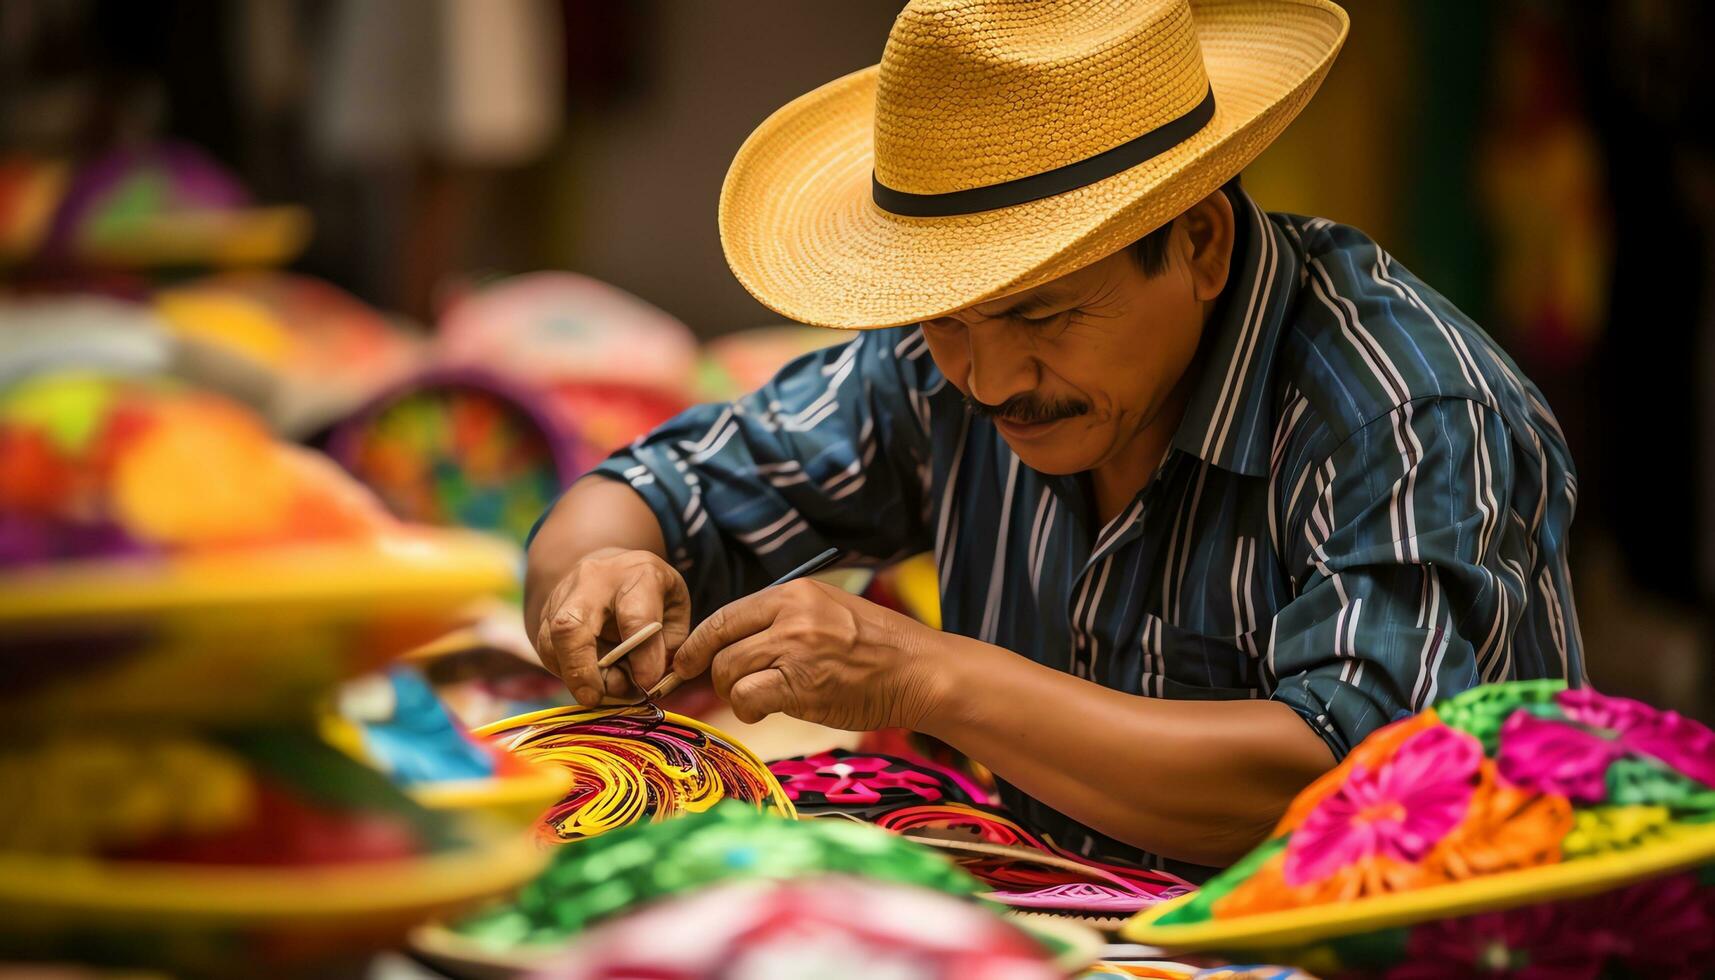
[613,573,670,690]
[728,668,792,724]
[708,633,782,702]
[543,601,607,706]
[660,565,694,650]
[673,591,783,680]
[533,615,562,679]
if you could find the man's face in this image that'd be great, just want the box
[920,236,1209,476]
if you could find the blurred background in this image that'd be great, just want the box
[3,0,1713,725]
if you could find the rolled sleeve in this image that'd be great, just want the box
[1268,398,1525,757]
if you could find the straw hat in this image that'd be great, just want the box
[719,0,1348,329]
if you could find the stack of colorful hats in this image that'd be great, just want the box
[0,371,547,973]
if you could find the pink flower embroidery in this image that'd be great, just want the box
[769,753,949,806]
[1495,689,1715,800]
[1282,725,1482,887]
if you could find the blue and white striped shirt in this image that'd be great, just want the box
[590,189,1583,876]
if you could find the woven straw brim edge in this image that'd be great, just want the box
[719,0,1349,329]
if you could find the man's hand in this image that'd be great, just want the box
[532,547,692,706]
[670,578,946,730]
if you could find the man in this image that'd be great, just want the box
[525,0,1582,877]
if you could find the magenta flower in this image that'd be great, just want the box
[1493,710,1622,802]
[1558,689,1715,790]
[1496,689,1715,800]
[1283,725,1482,887]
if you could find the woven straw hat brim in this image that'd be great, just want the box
[720,0,1349,330]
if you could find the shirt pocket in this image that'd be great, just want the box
[1131,613,1265,700]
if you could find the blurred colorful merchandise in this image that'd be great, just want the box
[696,324,846,401]
[770,749,983,817]
[0,156,70,264]
[449,802,984,948]
[336,668,503,787]
[411,635,571,730]
[423,806,1083,978]
[0,728,543,972]
[472,876,1067,980]
[544,381,689,456]
[31,142,310,270]
[1078,967,1311,980]
[152,272,425,434]
[1126,681,1715,976]
[0,728,460,863]
[0,371,519,725]
[329,666,573,829]
[436,272,696,452]
[0,372,397,566]
[0,295,174,385]
[476,704,794,844]
[1477,7,1610,372]
[858,724,997,804]
[329,370,584,544]
[438,272,697,394]
[871,802,1193,917]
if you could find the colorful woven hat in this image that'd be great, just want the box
[436,272,698,395]
[0,728,543,973]
[326,368,588,544]
[0,372,519,724]
[421,804,1102,978]
[474,704,795,844]
[426,875,1080,980]
[153,271,425,434]
[41,142,310,269]
[720,0,1348,328]
[1124,680,1715,976]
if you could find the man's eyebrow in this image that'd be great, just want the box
[975,286,1078,319]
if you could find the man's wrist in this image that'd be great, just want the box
[896,620,977,736]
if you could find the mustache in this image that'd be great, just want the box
[965,393,1091,425]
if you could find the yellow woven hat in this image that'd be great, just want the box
[720,0,1348,330]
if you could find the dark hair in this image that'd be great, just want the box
[1130,173,1243,276]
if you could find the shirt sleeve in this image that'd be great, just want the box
[586,328,940,618]
[1266,397,1528,758]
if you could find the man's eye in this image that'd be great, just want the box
[1019,310,1071,326]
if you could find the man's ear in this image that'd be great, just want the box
[1178,188,1236,303]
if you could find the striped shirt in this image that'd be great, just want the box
[587,188,1583,877]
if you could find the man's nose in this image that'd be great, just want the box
[965,328,1037,407]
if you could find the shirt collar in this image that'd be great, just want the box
[1169,187,1301,478]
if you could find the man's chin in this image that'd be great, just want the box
[1001,440,1097,476]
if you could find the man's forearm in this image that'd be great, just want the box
[523,476,669,637]
[913,632,1334,867]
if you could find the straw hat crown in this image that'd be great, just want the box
[875,0,1212,196]
[719,0,1348,329]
